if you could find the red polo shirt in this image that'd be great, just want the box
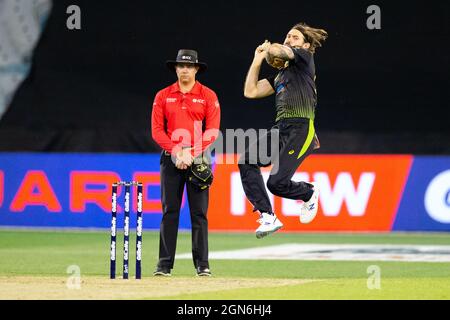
[151,81,221,157]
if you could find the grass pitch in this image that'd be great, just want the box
[0,230,449,299]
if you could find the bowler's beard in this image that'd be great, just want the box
[285,43,301,49]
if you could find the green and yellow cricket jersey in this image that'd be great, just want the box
[268,48,317,122]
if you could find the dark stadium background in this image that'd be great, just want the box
[0,0,448,153]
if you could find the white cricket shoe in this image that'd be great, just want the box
[255,212,283,239]
[299,182,320,224]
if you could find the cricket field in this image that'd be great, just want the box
[0,229,449,300]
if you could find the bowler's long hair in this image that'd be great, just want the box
[292,22,328,53]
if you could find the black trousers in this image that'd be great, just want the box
[157,152,209,269]
[238,118,317,214]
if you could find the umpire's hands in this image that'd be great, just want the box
[175,148,194,170]
[175,159,188,170]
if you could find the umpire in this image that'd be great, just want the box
[151,49,221,277]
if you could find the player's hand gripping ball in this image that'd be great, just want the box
[257,40,271,54]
